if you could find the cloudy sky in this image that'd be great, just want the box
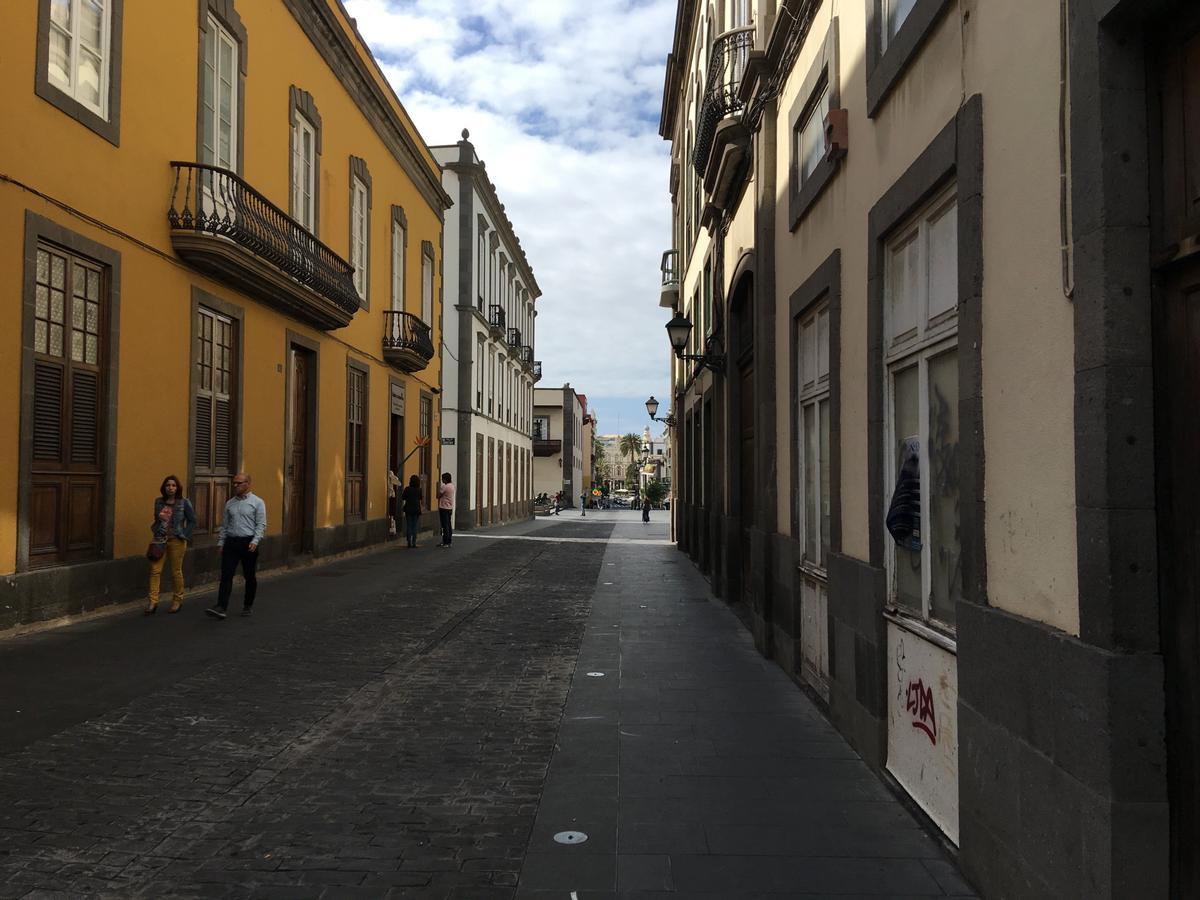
[344,0,676,438]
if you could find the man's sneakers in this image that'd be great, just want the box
[240,608,253,617]
[205,606,227,620]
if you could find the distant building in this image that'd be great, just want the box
[533,385,584,505]
[430,131,541,528]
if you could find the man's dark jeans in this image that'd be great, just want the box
[439,508,453,546]
[217,536,258,610]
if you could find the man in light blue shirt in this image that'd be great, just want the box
[206,473,267,620]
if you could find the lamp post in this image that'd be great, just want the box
[665,312,724,373]
[645,395,675,428]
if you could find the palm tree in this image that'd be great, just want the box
[618,433,640,488]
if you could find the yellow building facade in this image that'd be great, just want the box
[0,0,451,629]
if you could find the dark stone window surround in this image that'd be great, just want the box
[196,0,248,173]
[187,286,246,549]
[288,86,323,237]
[788,250,842,557]
[18,211,122,572]
[34,0,125,146]
[348,156,372,309]
[344,355,370,523]
[865,94,985,608]
[864,0,953,118]
[789,18,842,230]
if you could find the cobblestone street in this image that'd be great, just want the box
[0,514,972,899]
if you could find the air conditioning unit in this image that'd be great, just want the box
[824,108,849,161]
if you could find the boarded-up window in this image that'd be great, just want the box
[30,243,106,567]
[346,365,366,520]
[193,306,237,536]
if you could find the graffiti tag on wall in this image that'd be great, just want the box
[905,678,937,744]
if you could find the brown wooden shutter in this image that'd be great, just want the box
[214,397,232,469]
[69,370,99,465]
[33,362,64,462]
[194,395,212,468]
[193,307,237,535]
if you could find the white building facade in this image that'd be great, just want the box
[431,131,541,529]
[533,385,583,506]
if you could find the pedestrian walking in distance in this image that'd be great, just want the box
[145,475,196,615]
[207,473,266,620]
[553,491,561,515]
[401,474,422,548]
[580,492,586,517]
[437,472,455,547]
[642,498,651,524]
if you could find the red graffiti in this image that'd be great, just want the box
[906,679,937,745]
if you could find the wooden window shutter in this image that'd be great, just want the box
[33,362,64,462]
[69,370,100,464]
[194,395,213,468]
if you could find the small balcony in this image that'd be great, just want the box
[168,162,359,330]
[382,310,434,373]
[532,360,543,382]
[488,304,506,338]
[507,327,523,350]
[660,250,680,309]
[533,438,561,457]
[694,27,754,194]
[520,345,534,369]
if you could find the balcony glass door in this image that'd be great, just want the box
[200,15,237,221]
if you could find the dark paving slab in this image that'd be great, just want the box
[518,518,976,899]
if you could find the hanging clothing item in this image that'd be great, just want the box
[886,437,922,551]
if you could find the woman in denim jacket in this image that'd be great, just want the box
[146,475,197,614]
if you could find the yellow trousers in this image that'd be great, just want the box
[147,538,187,607]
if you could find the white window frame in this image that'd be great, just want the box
[882,0,919,50]
[47,0,114,119]
[292,112,317,231]
[796,299,831,575]
[391,219,406,311]
[883,182,959,631]
[350,176,369,300]
[421,250,434,325]
[796,80,830,187]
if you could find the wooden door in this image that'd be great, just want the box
[739,361,756,597]
[388,412,404,523]
[286,349,311,554]
[1155,22,1200,894]
[476,434,484,525]
[29,245,106,568]
[487,437,495,525]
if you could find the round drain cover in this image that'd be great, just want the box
[586,671,605,677]
[553,831,589,845]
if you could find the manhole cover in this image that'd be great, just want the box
[553,831,588,845]
[586,672,605,677]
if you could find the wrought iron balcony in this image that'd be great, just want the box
[660,250,680,309]
[488,304,506,337]
[382,310,434,373]
[168,162,359,330]
[693,27,754,180]
[532,360,542,382]
[507,327,522,349]
[533,438,561,457]
[520,345,534,369]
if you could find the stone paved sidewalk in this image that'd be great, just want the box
[0,513,975,898]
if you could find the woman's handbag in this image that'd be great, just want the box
[146,542,166,561]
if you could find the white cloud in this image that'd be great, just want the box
[346,0,676,426]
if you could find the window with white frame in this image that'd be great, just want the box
[882,0,919,48]
[350,176,368,300]
[421,247,434,324]
[797,300,831,571]
[796,80,830,187]
[533,416,549,440]
[477,223,487,308]
[884,182,960,629]
[476,336,485,410]
[391,217,405,310]
[292,113,317,230]
[488,346,496,415]
[47,0,114,118]
[703,258,713,337]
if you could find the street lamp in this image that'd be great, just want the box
[645,395,675,427]
[665,311,724,373]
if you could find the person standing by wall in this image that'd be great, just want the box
[642,498,651,524]
[401,474,423,548]
[437,472,455,547]
[145,475,196,615]
[206,473,266,620]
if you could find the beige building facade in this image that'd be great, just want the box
[532,385,584,506]
[660,0,1196,896]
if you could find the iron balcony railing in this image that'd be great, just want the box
[168,161,360,318]
[532,360,543,381]
[382,310,434,364]
[693,26,755,178]
[507,327,523,349]
[521,345,534,368]
[488,304,506,332]
[660,249,680,308]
